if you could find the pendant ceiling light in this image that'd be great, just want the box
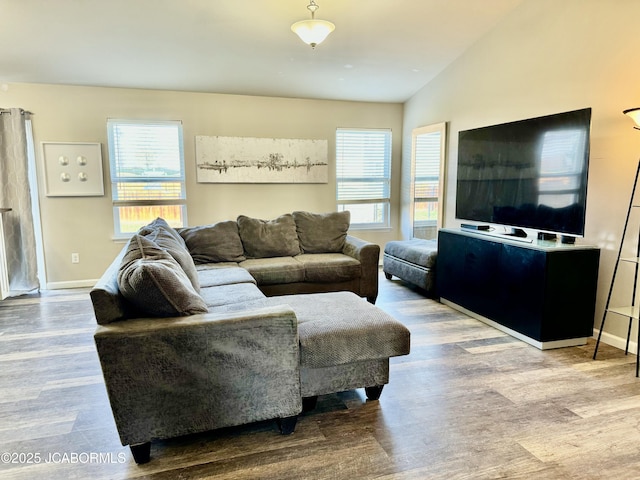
[624,108,640,130]
[291,1,335,48]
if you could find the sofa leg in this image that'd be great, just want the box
[277,415,298,435]
[130,442,151,464]
[365,385,384,401]
[384,272,392,280]
[366,295,377,304]
[302,395,318,412]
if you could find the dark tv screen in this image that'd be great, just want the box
[456,108,591,236]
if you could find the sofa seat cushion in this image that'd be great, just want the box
[197,266,257,288]
[239,257,305,285]
[263,291,410,368]
[200,283,266,308]
[117,235,209,317]
[294,254,361,283]
[196,262,240,270]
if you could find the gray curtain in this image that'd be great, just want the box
[0,108,39,295]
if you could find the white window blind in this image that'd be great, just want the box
[107,119,186,237]
[336,128,392,228]
[411,122,446,240]
[413,130,442,224]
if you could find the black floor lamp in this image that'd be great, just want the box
[593,107,640,376]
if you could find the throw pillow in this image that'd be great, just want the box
[237,214,300,258]
[118,235,208,317]
[293,210,350,253]
[141,225,200,291]
[178,221,246,263]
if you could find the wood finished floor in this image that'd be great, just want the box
[1,272,640,479]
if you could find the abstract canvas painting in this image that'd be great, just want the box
[195,135,328,183]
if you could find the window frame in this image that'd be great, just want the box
[410,122,447,239]
[107,119,187,238]
[335,127,392,229]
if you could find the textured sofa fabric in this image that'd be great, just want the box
[90,212,409,463]
[178,221,246,263]
[262,291,410,397]
[293,210,350,253]
[383,239,438,295]
[117,235,208,317]
[91,213,380,327]
[94,251,303,456]
[294,253,361,283]
[384,239,437,268]
[237,213,301,258]
[239,257,306,285]
[94,305,302,447]
[197,265,256,288]
[265,292,410,369]
[139,219,201,290]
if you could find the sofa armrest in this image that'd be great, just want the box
[90,245,147,325]
[343,235,380,303]
[94,305,302,447]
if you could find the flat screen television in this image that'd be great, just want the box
[456,107,592,238]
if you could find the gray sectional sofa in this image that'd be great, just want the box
[90,212,410,464]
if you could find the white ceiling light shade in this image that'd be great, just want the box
[624,108,640,130]
[291,1,335,48]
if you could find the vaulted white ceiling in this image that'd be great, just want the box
[0,0,523,103]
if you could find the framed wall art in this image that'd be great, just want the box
[195,135,328,184]
[42,142,104,196]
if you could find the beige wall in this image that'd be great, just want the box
[1,83,403,287]
[402,0,640,344]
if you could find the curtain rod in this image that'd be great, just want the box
[0,108,33,115]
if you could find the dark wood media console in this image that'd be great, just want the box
[437,228,600,349]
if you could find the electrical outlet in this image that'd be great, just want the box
[71,253,80,264]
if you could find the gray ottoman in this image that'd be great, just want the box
[383,239,438,295]
[263,291,410,404]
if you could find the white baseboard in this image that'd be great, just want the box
[45,279,98,290]
[593,328,637,355]
[442,297,634,354]
[441,298,588,350]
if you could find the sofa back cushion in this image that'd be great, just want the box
[179,221,246,264]
[117,235,208,317]
[293,211,350,253]
[237,214,300,258]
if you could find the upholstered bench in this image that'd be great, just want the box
[383,239,438,295]
[263,291,410,407]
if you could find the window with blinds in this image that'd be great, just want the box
[336,128,392,228]
[107,119,186,237]
[411,123,446,239]
[413,130,442,225]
